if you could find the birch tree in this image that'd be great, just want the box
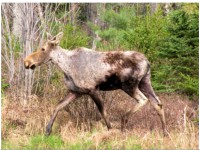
[1,3,66,102]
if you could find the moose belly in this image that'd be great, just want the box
[96,74,122,91]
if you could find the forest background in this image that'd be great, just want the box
[1,3,199,149]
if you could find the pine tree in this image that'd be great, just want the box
[159,8,199,96]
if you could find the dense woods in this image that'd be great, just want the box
[1,3,199,149]
[1,3,198,100]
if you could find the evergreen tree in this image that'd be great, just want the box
[159,7,199,96]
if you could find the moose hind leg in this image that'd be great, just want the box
[151,99,168,136]
[131,88,148,114]
[89,91,111,130]
[121,88,149,130]
[122,79,148,115]
[139,72,168,136]
[46,91,79,136]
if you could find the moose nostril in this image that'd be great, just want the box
[30,64,36,70]
[24,60,36,69]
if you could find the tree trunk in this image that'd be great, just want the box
[150,3,158,14]
[69,3,80,25]
[2,3,68,103]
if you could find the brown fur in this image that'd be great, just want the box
[104,51,144,69]
[104,52,136,69]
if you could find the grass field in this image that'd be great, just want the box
[2,92,199,149]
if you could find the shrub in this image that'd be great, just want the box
[60,24,91,49]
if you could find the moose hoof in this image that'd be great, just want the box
[163,130,169,137]
[46,124,52,136]
[107,123,112,130]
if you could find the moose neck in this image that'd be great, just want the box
[50,46,72,73]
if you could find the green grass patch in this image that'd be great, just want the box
[124,135,142,150]
[3,135,63,149]
[2,140,15,149]
[26,135,64,149]
[65,140,93,150]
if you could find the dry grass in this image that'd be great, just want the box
[2,92,199,149]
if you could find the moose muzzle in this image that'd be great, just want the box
[24,59,37,70]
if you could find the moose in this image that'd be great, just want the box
[24,32,168,136]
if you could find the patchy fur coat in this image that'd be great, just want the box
[50,47,150,93]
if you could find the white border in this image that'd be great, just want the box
[0,1,200,3]
[0,1,199,149]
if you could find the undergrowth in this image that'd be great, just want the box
[1,93,198,149]
[2,128,198,149]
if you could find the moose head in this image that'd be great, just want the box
[24,32,63,69]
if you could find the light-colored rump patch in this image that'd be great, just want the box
[121,68,132,76]
[123,51,136,57]
[119,68,132,81]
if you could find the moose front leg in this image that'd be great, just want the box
[46,91,80,136]
[89,90,111,130]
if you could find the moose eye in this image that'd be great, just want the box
[41,48,45,51]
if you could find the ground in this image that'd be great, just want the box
[2,92,199,149]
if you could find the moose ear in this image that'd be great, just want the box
[55,32,63,42]
[48,32,63,45]
[47,32,53,40]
